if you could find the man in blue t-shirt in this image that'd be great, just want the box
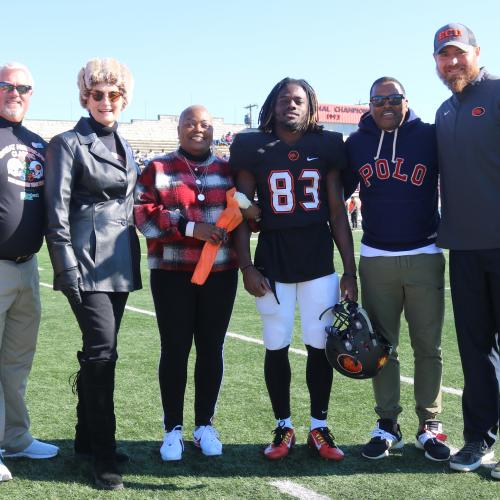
[344,76,450,463]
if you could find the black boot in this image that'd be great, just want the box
[74,353,129,463]
[74,351,90,455]
[80,360,124,490]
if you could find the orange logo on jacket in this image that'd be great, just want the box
[471,106,485,117]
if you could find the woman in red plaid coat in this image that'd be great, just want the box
[134,105,254,462]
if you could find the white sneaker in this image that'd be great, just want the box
[160,425,184,461]
[0,454,12,481]
[193,425,222,456]
[3,439,59,459]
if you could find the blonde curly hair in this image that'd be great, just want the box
[77,58,134,110]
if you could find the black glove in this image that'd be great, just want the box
[55,267,82,307]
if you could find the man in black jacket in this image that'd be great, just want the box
[0,62,58,482]
[434,23,500,479]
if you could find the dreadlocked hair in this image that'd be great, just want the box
[258,77,323,134]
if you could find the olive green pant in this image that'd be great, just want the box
[359,253,445,424]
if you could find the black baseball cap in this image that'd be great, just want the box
[433,23,478,55]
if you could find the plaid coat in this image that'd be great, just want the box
[134,151,238,272]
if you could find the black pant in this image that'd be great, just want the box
[70,291,129,362]
[449,249,500,446]
[350,211,358,229]
[265,345,333,421]
[151,269,238,431]
[69,291,129,466]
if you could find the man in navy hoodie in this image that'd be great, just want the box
[344,77,450,462]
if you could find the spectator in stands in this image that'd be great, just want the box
[343,76,448,463]
[134,105,259,463]
[45,58,141,491]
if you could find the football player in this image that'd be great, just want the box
[230,77,357,460]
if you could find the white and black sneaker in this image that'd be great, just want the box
[0,452,12,482]
[160,425,184,461]
[362,419,404,459]
[449,441,494,472]
[193,425,222,456]
[415,419,450,461]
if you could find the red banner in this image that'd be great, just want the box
[318,104,368,124]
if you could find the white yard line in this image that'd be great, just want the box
[400,375,462,396]
[125,304,156,317]
[40,282,462,396]
[227,332,307,356]
[270,480,330,500]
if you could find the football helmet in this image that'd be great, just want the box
[322,300,392,379]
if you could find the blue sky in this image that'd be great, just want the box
[8,0,499,126]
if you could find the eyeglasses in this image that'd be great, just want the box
[370,94,405,107]
[0,81,32,95]
[88,90,123,102]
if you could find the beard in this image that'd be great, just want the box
[0,102,25,122]
[277,116,308,133]
[436,65,479,93]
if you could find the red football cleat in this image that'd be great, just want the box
[308,427,344,461]
[264,426,296,460]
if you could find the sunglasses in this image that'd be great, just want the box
[88,90,123,102]
[370,94,405,107]
[0,81,32,95]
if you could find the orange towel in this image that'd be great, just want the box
[191,188,243,285]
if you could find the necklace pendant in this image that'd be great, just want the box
[197,193,205,202]
[195,179,202,185]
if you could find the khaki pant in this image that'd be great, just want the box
[359,253,445,424]
[0,256,40,452]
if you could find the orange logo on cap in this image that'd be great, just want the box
[438,29,462,41]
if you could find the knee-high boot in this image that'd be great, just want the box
[80,360,123,490]
[74,351,90,455]
[74,352,128,463]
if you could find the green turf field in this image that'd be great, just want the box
[2,232,498,499]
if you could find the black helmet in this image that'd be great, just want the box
[323,300,392,379]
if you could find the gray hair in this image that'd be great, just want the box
[0,62,34,87]
[77,58,134,110]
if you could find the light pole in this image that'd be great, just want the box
[244,103,258,128]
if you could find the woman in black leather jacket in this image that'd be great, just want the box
[44,58,141,491]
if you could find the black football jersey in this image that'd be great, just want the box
[230,130,347,283]
[230,130,346,231]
